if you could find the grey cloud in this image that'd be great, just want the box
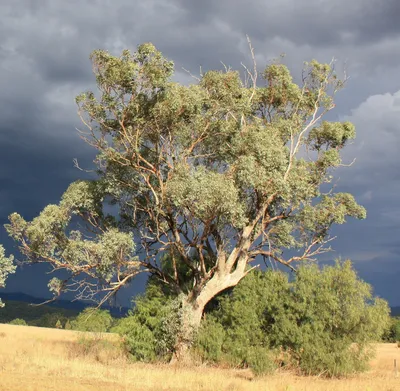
[1,0,400,304]
[174,0,400,46]
[339,90,400,188]
[322,89,400,288]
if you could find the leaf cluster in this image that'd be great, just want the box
[0,245,15,308]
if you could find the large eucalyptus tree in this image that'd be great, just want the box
[5,43,365,359]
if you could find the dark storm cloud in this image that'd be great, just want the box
[1,0,400,305]
[173,0,400,46]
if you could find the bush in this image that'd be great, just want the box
[111,282,173,362]
[195,271,283,375]
[9,318,27,326]
[114,260,389,376]
[195,317,277,375]
[71,308,114,333]
[285,262,389,376]
[112,315,158,361]
[245,346,277,376]
[382,317,400,342]
[196,261,390,377]
[194,317,225,362]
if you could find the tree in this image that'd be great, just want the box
[5,42,366,360]
[55,319,63,329]
[0,245,15,308]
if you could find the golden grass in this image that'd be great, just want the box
[1,323,400,391]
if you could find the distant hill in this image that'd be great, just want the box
[0,299,78,325]
[0,292,129,318]
[391,307,400,317]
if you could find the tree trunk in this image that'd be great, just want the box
[170,299,204,364]
[170,263,249,363]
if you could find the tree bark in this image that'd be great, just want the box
[170,261,249,363]
[170,300,203,364]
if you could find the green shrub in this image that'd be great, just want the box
[9,318,27,326]
[293,337,373,376]
[112,315,158,361]
[195,268,286,375]
[111,282,173,362]
[280,262,389,376]
[195,317,225,362]
[382,317,400,342]
[195,317,277,375]
[71,308,113,333]
[388,319,399,341]
[245,346,277,376]
[196,261,390,377]
[115,260,389,377]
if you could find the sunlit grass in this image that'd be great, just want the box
[0,323,399,391]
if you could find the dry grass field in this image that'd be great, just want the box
[0,323,400,391]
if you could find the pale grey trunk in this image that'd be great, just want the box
[170,301,204,363]
[171,258,249,363]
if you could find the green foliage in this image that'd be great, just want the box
[0,300,77,327]
[244,346,277,376]
[112,259,388,376]
[3,43,368,360]
[194,317,225,362]
[9,318,27,326]
[195,316,277,375]
[308,121,356,151]
[113,315,158,362]
[111,281,173,362]
[166,165,246,227]
[382,317,400,342]
[30,312,70,329]
[4,43,365,312]
[0,246,15,308]
[196,261,390,377]
[71,308,114,333]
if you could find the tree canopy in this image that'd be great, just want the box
[0,245,15,308]
[4,42,366,357]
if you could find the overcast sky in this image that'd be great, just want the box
[1,0,400,306]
